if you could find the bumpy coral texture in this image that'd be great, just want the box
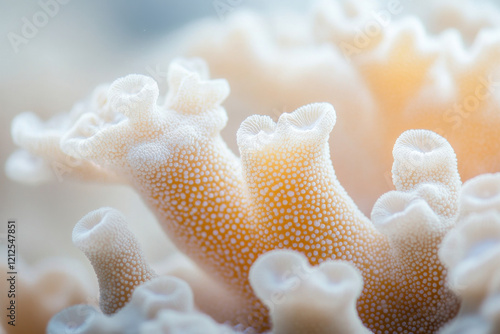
[9,58,465,333]
[183,0,500,214]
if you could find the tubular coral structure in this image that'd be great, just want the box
[8,58,467,333]
[438,173,500,333]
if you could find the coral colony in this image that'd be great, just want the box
[5,1,500,333]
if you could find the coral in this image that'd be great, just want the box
[0,258,95,334]
[8,58,465,333]
[7,1,500,333]
[249,250,370,334]
[438,174,500,333]
[151,253,245,323]
[7,85,124,184]
[73,207,157,314]
[182,0,500,214]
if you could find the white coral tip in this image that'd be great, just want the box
[139,310,233,334]
[108,74,159,121]
[60,113,104,159]
[167,58,210,91]
[249,250,310,304]
[277,103,336,140]
[250,250,366,334]
[237,115,276,152]
[131,276,194,319]
[47,305,99,334]
[11,111,61,152]
[11,112,38,146]
[72,207,126,252]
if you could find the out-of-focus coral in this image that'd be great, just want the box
[249,250,370,334]
[0,258,95,334]
[7,0,500,333]
[47,276,236,334]
[8,58,465,333]
[438,174,500,334]
[182,0,500,213]
[73,207,157,314]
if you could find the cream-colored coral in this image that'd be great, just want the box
[458,173,500,219]
[139,311,237,334]
[61,60,265,325]
[73,207,157,314]
[391,129,461,219]
[8,85,124,184]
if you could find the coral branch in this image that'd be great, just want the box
[238,102,376,263]
[47,305,100,334]
[372,191,459,326]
